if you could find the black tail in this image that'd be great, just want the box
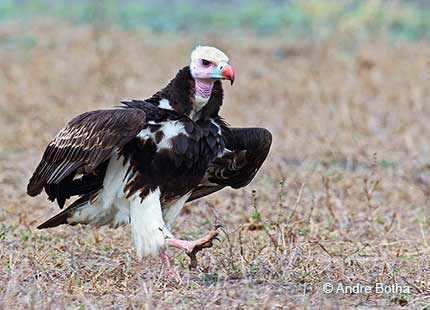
[37,195,91,229]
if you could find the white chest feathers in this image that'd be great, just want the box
[158,98,173,110]
[190,95,210,120]
[137,120,187,151]
[194,95,209,111]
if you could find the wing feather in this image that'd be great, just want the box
[188,127,272,202]
[27,108,148,197]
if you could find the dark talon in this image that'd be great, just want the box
[187,252,198,270]
[215,224,228,236]
[213,236,222,243]
[215,224,225,230]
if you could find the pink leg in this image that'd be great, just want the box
[159,252,176,278]
[167,239,193,252]
[167,230,219,253]
[159,252,171,268]
[166,230,220,269]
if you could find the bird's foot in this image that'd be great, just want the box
[185,230,219,269]
[167,229,221,269]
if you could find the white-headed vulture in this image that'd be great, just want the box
[27,46,272,271]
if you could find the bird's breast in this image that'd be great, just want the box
[119,118,224,202]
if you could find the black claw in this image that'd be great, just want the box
[214,224,227,235]
[187,252,198,270]
[213,236,222,243]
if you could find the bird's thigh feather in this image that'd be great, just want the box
[130,187,171,258]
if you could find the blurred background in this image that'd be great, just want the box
[2,0,430,38]
[2,1,430,308]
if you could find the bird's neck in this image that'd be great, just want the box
[194,79,214,100]
[192,79,215,118]
[192,79,224,121]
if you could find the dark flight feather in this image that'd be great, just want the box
[188,127,272,202]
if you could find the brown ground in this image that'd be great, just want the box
[1,22,430,309]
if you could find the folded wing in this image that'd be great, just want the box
[188,127,272,202]
[27,107,148,208]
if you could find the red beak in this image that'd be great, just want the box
[222,65,235,85]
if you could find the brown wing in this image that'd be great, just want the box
[27,108,147,199]
[188,127,272,202]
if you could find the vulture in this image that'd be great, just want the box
[27,46,272,271]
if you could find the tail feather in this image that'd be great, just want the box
[37,195,91,229]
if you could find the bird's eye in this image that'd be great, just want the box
[201,59,211,66]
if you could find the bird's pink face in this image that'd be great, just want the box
[190,46,235,85]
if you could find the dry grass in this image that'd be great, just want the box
[2,22,430,309]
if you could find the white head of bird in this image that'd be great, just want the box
[190,46,235,85]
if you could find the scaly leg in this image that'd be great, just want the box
[167,230,220,269]
[159,252,180,280]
